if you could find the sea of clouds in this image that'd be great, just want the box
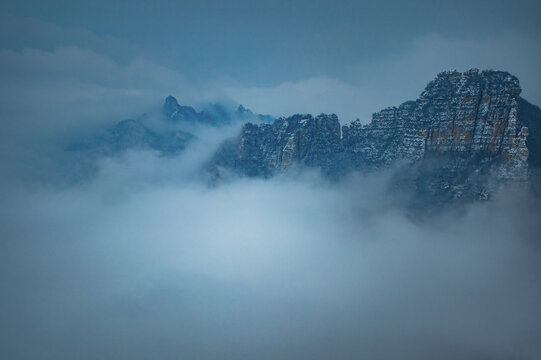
[1,18,540,359]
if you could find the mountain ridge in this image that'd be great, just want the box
[208,69,541,205]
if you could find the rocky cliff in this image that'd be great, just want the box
[209,69,541,204]
[211,113,342,178]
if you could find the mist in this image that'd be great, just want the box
[2,1,541,358]
[1,141,541,359]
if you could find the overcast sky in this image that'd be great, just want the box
[1,0,540,122]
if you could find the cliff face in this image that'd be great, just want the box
[209,69,541,203]
[344,70,527,172]
[215,114,342,177]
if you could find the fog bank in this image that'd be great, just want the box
[1,151,540,359]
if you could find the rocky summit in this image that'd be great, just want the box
[209,69,541,205]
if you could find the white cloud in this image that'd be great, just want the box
[1,158,540,359]
[1,19,540,358]
[224,77,369,123]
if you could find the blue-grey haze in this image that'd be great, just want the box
[1,1,541,359]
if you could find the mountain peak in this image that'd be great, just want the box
[165,95,179,105]
[423,69,521,99]
[237,104,251,115]
[163,95,180,118]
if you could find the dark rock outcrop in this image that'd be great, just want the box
[212,114,342,177]
[209,69,541,204]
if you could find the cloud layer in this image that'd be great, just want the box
[1,148,541,359]
[1,8,541,360]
